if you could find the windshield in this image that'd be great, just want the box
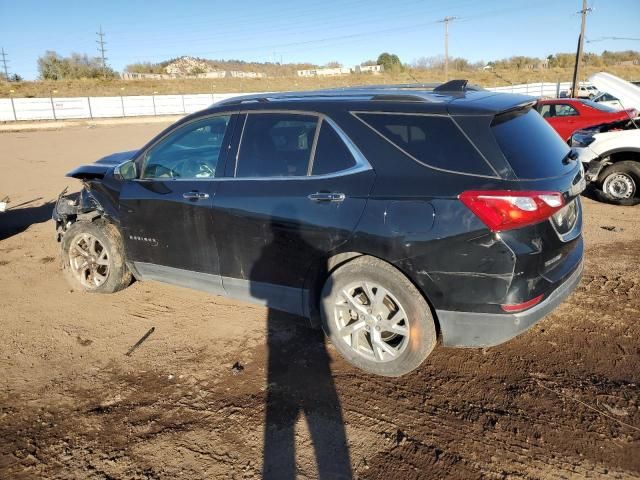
[581,99,618,112]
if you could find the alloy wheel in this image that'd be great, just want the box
[69,233,110,289]
[333,281,410,362]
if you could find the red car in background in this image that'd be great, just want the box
[536,98,637,141]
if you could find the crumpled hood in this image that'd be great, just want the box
[66,149,138,179]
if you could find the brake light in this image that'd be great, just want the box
[501,294,544,312]
[459,190,565,232]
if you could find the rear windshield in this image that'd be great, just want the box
[355,113,495,176]
[581,99,617,112]
[492,109,572,179]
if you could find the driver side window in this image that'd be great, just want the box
[142,115,231,180]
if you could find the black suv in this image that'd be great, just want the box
[54,81,584,377]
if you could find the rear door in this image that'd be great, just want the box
[212,111,375,315]
[548,102,581,140]
[119,114,236,289]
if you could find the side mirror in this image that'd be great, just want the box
[114,160,137,180]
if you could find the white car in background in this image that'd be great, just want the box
[592,92,624,110]
[572,121,640,205]
[569,73,640,205]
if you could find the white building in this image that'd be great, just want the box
[355,64,384,74]
[296,67,352,77]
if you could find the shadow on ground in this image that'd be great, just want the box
[0,200,54,241]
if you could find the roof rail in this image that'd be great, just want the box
[218,96,270,106]
[370,94,427,102]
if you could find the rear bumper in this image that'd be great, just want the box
[436,260,583,348]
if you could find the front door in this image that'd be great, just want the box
[120,114,236,291]
[212,112,375,315]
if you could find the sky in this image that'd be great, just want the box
[0,0,639,80]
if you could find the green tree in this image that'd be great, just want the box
[377,52,402,72]
[37,51,117,80]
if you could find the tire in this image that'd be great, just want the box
[320,256,437,377]
[61,219,132,294]
[597,161,640,206]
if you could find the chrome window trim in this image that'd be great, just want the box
[138,112,236,181]
[226,109,372,182]
[350,110,502,180]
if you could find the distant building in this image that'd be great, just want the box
[196,71,228,79]
[616,60,639,66]
[296,67,352,77]
[122,70,266,80]
[297,64,383,77]
[355,64,384,74]
[226,71,266,79]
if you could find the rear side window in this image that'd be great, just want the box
[492,109,571,179]
[236,113,318,177]
[311,121,356,175]
[355,113,494,176]
[555,104,579,117]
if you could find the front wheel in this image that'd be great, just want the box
[61,220,132,293]
[598,161,640,206]
[320,256,437,377]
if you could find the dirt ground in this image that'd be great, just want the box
[0,123,639,479]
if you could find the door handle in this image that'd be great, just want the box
[183,191,209,200]
[308,192,346,202]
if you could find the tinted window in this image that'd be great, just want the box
[539,104,552,118]
[143,115,230,179]
[311,121,356,175]
[581,99,617,112]
[555,104,579,116]
[492,109,572,179]
[356,113,493,176]
[236,113,318,177]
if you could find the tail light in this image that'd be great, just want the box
[501,294,544,312]
[459,190,565,232]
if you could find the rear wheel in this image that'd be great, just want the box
[598,161,640,206]
[320,256,437,377]
[61,220,132,293]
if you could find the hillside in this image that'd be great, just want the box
[2,64,640,99]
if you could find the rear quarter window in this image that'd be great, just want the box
[354,112,496,176]
[492,108,572,179]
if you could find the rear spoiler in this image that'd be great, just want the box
[491,100,537,126]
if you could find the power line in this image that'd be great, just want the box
[0,48,9,80]
[438,16,457,81]
[96,26,108,77]
[587,36,640,43]
[571,0,592,98]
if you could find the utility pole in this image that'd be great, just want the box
[96,26,108,78]
[0,48,9,81]
[438,16,457,81]
[571,0,592,97]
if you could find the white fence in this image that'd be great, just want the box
[0,83,571,122]
[0,93,248,122]
[486,81,572,97]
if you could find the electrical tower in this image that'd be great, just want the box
[571,1,592,97]
[96,26,108,78]
[438,16,457,81]
[1,48,9,81]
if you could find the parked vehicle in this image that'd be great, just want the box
[53,81,585,377]
[536,98,636,141]
[560,83,599,99]
[589,72,640,113]
[592,92,624,110]
[572,117,640,205]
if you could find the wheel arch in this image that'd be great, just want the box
[303,251,442,338]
